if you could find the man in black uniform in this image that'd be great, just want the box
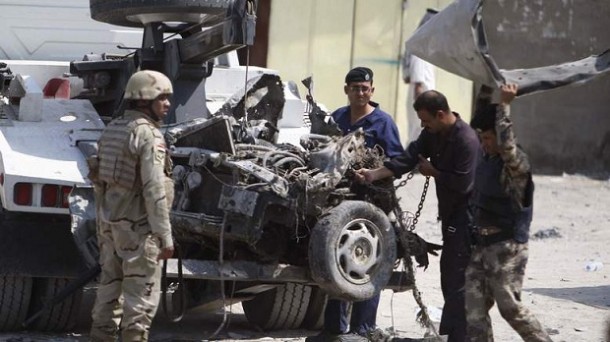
[466,84,552,342]
[356,90,480,342]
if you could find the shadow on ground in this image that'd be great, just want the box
[150,309,311,341]
[526,285,610,309]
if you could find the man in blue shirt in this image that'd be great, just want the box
[331,68,404,159]
[307,67,404,342]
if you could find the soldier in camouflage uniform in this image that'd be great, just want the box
[466,84,552,342]
[89,70,175,342]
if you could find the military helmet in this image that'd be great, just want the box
[124,70,173,100]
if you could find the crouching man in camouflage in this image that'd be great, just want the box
[465,83,552,342]
[89,70,175,342]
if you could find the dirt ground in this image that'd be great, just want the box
[0,174,608,342]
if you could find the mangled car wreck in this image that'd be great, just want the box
[0,0,418,332]
[160,86,407,324]
[71,77,413,330]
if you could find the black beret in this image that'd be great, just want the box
[345,67,373,84]
[471,103,498,132]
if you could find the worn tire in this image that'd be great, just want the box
[309,201,396,301]
[0,275,33,331]
[27,278,83,332]
[90,0,233,28]
[300,286,328,330]
[242,283,311,330]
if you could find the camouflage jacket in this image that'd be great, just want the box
[494,101,531,210]
[96,110,174,248]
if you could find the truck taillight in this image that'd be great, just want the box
[42,184,59,207]
[61,186,71,208]
[41,184,72,208]
[0,173,4,186]
[14,183,32,206]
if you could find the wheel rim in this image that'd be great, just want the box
[335,218,382,285]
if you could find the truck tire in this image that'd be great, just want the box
[28,278,83,332]
[90,0,234,28]
[0,275,33,331]
[242,283,311,330]
[309,201,396,302]
[300,286,328,330]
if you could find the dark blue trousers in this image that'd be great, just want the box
[323,293,381,335]
[439,209,472,342]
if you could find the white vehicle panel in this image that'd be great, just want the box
[0,0,143,61]
[0,98,104,214]
[0,99,103,182]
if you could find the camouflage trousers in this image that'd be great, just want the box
[90,220,162,342]
[465,240,552,342]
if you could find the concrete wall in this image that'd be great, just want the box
[266,0,473,144]
[482,1,610,177]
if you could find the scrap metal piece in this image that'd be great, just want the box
[218,186,259,217]
[405,0,610,96]
[306,130,367,192]
[502,50,610,96]
[163,258,413,291]
[405,0,503,87]
[215,73,285,128]
[302,76,342,136]
[166,116,236,154]
[164,259,310,282]
[226,159,289,197]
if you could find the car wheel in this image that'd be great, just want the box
[27,277,83,332]
[242,283,311,330]
[0,275,33,331]
[89,0,234,28]
[309,201,396,301]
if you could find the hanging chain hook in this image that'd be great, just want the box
[392,171,430,232]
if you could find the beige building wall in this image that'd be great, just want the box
[267,0,473,144]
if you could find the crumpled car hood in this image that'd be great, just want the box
[404,0,610,96]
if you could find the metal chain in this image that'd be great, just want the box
[409,176,430,231]
[394,171,414,190]
[390,177,441,340]
[361,171,429,231]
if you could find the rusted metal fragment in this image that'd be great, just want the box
[502,50,610,96]
[164,259,310,282]
[215,73,285,128]
[405,0,610,95]
[306,130,367,192]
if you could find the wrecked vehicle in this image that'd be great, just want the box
[0,0,413,332]
[161,105,404,327]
